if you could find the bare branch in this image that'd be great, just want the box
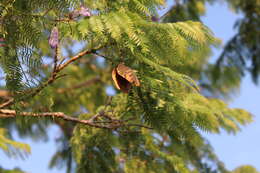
[92,51,113,61]
[56,49,94,72]
[0,109,111,129]
[0,90,12,98]
[0,98,14,108]
[126,123,153,130]
[0,109,153,130]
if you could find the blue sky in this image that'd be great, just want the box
[0,2,259,173]
[202,3,260,171]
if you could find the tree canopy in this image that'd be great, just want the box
[0,0,259,173]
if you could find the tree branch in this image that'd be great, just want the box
[56,49,97,72]
[0,47,102,108]
[0,109,153,130]
[92,51,113,61]
[52,46,59,77]
[0,98,14,108]
[0,90,12,98]
[0,109,110,129]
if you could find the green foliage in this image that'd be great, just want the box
[217,0,260,83]
[232,165,260,173]
[162,0,260,84]
[0,167,25,173]
[0,128,30,157]
[0,0,258,173]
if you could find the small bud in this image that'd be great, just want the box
[49,27,59,49]
[151,16,159,22]
[0,38,5,47]
[79,6,91,17]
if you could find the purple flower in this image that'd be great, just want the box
[49,27,59,49]
[79,6,91,17]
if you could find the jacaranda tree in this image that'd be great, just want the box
[0,0,259,173]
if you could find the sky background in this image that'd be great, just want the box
[0,2,259,173]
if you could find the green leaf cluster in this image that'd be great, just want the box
[0,0,257,173]
[0,128,30,158]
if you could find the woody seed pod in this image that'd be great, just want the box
[112,63,140,93]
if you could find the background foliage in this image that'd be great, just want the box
[0,0,259,173]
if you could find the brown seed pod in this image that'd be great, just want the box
[112,63,140,93]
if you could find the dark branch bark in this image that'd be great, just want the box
[0,109,114,129]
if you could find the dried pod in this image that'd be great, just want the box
[116,63,140,87]
[49,27,59,49]
[79,6,91,17]
[112,63,140,93]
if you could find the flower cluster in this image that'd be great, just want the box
[78,6,91,17]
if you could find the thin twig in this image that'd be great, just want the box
[0,98,14,108]
[52,46,59,77]
[54,19,73,22]
[92,51,113,61]
[42,8,53,17]
[88,112,103,122]
[57,49,94,72]
[126,123,153,129]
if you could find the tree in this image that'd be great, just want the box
[163,0,260,84]
[0,0,258,172]
[232,165,260,173]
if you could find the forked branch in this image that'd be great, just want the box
[0,47,103,108]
